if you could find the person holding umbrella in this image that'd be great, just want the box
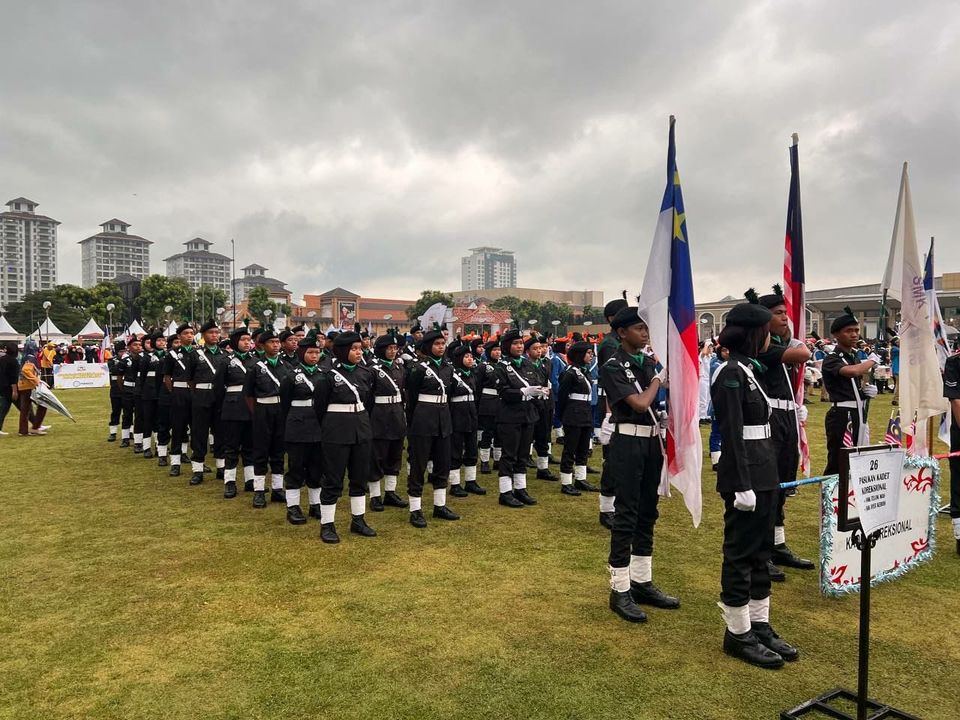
[17,350,48,436]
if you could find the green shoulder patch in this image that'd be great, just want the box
[722,379,741,389]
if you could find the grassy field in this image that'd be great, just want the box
[0,388,957,719]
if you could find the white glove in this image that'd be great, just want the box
[520,386,540,399]
[867,353,881,365]
[734,490,757,512]
[541,385,551,398]
[599,414,614,446]
[796,404,808,423]
[655,367,668,388]
[862,384,878,398]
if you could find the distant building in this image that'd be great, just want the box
[297,288,415,335]
[449,301,514,336]
[452,286,605,314]
[0,197,59,307]
[78,219,151,288]
[461,246,517,291]
[232,263,290,303]
[163,237,231,292]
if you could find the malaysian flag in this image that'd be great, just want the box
[884,409,915,450]
[783,134,811,475]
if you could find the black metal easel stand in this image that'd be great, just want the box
[780,529,920,720]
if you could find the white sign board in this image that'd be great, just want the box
[847,447,904,535]
[53,362,111,389]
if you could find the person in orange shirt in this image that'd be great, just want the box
[40,342,57,386]
[18,352,48,436]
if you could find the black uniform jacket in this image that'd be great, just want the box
[558,364,594,427]
[944,353,960,431]
[120,352,142,396]
[369,358,406,440]
[108,353,123,398]
[495,357,540,425]
[280,364,323,443]
[316,360,373,444]
[821,349,863,402]
[139,350,162,400]
[710,352,778,494]
[187,345,228,409]
[405,357,453,437]
[599,347,657,427]
[164,346,194,405]
[477,360,500,417]
[221,352,256,421]
[756,339,796,402]
[449,368,479,433]
[244,355,287,400]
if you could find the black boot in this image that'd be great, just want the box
[480,461,491,474]
[169,465,181,477]
[383,491,408,508]
[536,468,557,481]
[308,504,322,519]
[142,449,153,459]
[216,468,225,480]
[609,590,647,623]
[574,478,599,492]
[752,622,799,662]
[772,544,814,570]
[287,505,307,525]
[133,443,143,454]
[630,581,680,609]
[433,505,460,521]
[107,433,116,442]
[252,491,266,509]
[243,479,254,492]
[599,511,614,530]
[560,484,581,496]
[189,471,204,486]
[449,484,468,498]
[370,496,385,512]
[513,488,537,505]
[492,459,499,471]
[320,523,340,544]
[767,560,786,582]
[499,491,523,508]
[350,515,377,536]
[270,488,286,503]
[723,630,784,669]
[223,481,237,499]
[409,509,428,528]
[464,481,487,495]
[120,438,130,448]
[157,456,168,467]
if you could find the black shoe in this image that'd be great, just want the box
[189,471,204,486]
[287,505,307,525]
[169,465,181,477]
[492,459,499,471]
[956,538,960,557]
[270,488,286,503]
[767,560,787,582]
[216,468,225,480]
[772,544,815,570]
[499,491,524,508]
[433,505,460,521]
[609,590,647,623]
[350,515,377,536]
[752,622,799,662]
[480,461,491,474]
[252,491,266,509]
[630,581,680,609]
[410,509,428,528]
[449,484,468,498]
[223,481,237,499]
[586,466,599,474]
[120,439,130,448]
[244,479,254,492]
[723,629,784,669]
[308,504,321,519]
[370,496,385,512]
[107,433,116,442]
[142,449,153,460]
[320,522,340,544]
[383,490,408,508]
[785,486,798,497]
[536,468,557,481]
[555,435,565,445]
[574,478,599,492]
[513,488,537,505]
[560,484,581,496]
[599,511,615,530]
[133,444,143,454]
[464,481,487,495]
[158,456,168,467]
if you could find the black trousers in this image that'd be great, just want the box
[372,437,403,478]
[121,393,137,431]
[190,403,220,464]
[771,409,799,527]
[108,395,122,426]
[560,424,591,472]
[950,421,960,519]
[607,434,663,566]
[407,433,451,496]
[533,402,552,455]
[720,489,777,606]
[599,444,614,495]
[450,429,478,469]
[140,397,157,440]
[220,419,253,470]
[823,406,860,475]
[286,441,323,490]
[170,393,192,459]
[321,440,371,504]
[497,422,533,476]
[478,414,499,449]
[252,403,285,475]
[155,403,171,447]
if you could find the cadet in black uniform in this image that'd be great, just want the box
[821,308,880,475]
[448,344,484,497]
[220,327,256,498]
[597,294,629,528]
[243,329,288,508]
[495,327,543,508]
[600,307,674,624]
[164,323,195,477]
[712,302,797,669]
[133,333,154,453]
[477,338,502,473]
[187,320,227,485]
[944,350,960,555]
[557,340,599,496]
[279,329,299,366]
[528,335,558,480]
[368,332,408,511]
[118,336,142,448]
[106,339,125,442]
[315,331,377,543]
[155,334,176,466]
[138,332,162,459]
[279,334,324,525]
[405,328,460,528]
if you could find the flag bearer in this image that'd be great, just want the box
[597,294,628,528]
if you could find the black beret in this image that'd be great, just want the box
[251,328,262,340]
[604,297,628,318]
[258,329,278,343]
[726,302,772,328]
[374,333,398,350]
[524,334,543,351]
[483,338,500,354]
[758,283,786,310]
[566,340,593,362]
[199,318,218,333]
[500,328,522,352]
[176,322,193,335]
[410,322,423,334]
[831,309,859,334]
[166,333,178,345]
[334,331,361,348]
[126,336,141,347]
[279,329,294,342]
[418,329,444,350]
[325,329,340,339]
[452,344,471,360]
[291,325,305,333]
[610,306,645,331]
[218,338,231,349]
[298,335,320,349]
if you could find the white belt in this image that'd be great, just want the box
[568,393,591,401]
[615,423,658,437]
[194,382,213,390]
[597,388,605,396]
[743,424,771,440]
[290,399,313,407]
[173,381,190,388]
[374,395,403,404]
[482,388,499,396]
[146,371,156,377]
[226,385,243,393]
[833,400,860,409]
[327,402,365,413]
[123,381,136,387]
[417,394,446,404]
[257,396,280,405]
[110,375,120,380]
[450,395,474,403]
[768,398,795,411]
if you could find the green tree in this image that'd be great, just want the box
[490,295,523,319]
[247,286,290,326]
[406,290,454,321]
[580,305,605,324]
[539,301,574,334]
[4,289,86,336]
[85,282,125,327]
[138,275,193,326]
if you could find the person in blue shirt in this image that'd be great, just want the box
[890,338,900,406]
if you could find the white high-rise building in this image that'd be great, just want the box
[461,246,517,291]
[164,238,231,292]
[78,219,152,288]
[0,197,59,308]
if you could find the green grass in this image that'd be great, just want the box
[0,389,957,719]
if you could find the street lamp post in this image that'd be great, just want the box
[263,308,273,331]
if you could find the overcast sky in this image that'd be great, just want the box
[3,1,958,305]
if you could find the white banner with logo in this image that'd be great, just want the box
[53,362,111,389]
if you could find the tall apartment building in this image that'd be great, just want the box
[231,263,290,302]
[163,237,231,291]
[461,246,517,291]
[78,219,152,288]
[0,197,59,308]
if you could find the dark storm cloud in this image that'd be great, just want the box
[1,1,957,305]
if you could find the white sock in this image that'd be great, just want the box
[498,476,512,493]
[350,495,365,516]
[384,475,398,492]
[157,444,167,458]
[608,565,630,593]
[433,488,446,507]
[244,466,254,483]
[216,458,225,469]
[320,503,336,524]
[408,496,422,512]
[536,456,549,470]
[588,437,594,451]
[271,474,283,490]
[629,555,652,584]
[449,468,461,486]
[560,472,573,486]
[308,488,321,505]
[368,480,381,499]
[556,427,565,438]
[464,465,477,484]
[492,447,502,461]
[774,526,786,546]
[574,465,587,481]
[426,460,433,474]
[748,596,771,624]
[718,602,751,635]
[599,494,615,513]
[192,461,203,473]
[208,433,214,446]
[710,451,721,464]
[109,425,117,435]
[224,467,236,483]
[286,489,300,507]
[253,475,265,492]
[181,442,188,454]
[954,518,960,540]
[170,453,180,466]
[479,448,490,462]
[134,433,143,444]
[513,473,526,490]
[142,437,151,451]
[547,442,553,455]
[121,428,130,440]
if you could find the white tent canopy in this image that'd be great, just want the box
[76,318,105,339]
[126,319,146,336]
[165,320,178,337]
[0,314,22,342]
[30,317,72,344]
